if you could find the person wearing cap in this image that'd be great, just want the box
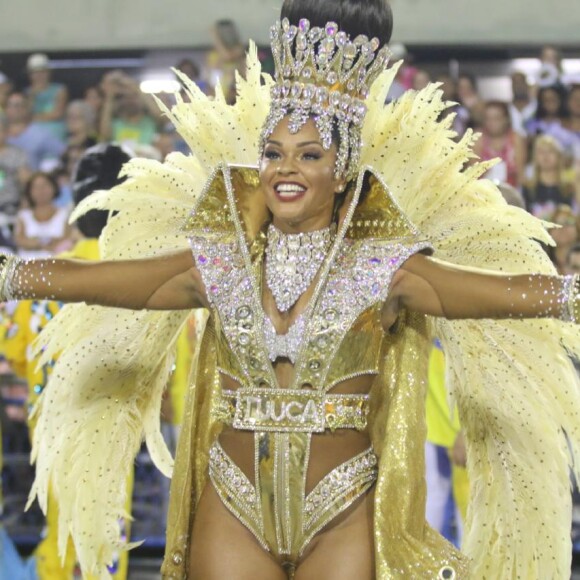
[25,53,68,142]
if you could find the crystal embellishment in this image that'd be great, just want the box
[260,18,392,180]
[265,223,335,312]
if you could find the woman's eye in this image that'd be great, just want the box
[264,150,281,160]
[302,152,322,160]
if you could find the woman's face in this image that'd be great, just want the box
[540,89,561,117]
[535,142,560,171]
[484,106,509,137]
[260,117,346,233]
[30,176,56,207]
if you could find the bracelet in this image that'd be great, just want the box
[0,254,22,302]
[561,274,580,324]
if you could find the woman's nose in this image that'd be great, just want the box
[277,156,297,175]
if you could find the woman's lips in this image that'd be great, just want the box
[274,182,307,203]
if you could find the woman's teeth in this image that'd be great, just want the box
[276,183,306,198]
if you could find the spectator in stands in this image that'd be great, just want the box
[65,100,97,148]
[0,115,30,217]
[24,54,68,141]
[84,85,103,122]
[525,85,569,145]
[457,72,485,128]
[99,71,160,146]
[207,19,246,105]
[0,72,13,112]
[523,135,577,218]
[547,204,579,274]
[510,71,536,135]
[563,85,580,161]
[4,92,65,171]
[52,144,87,209]
[473,101,526,188]
[14,172,73,259]
[175,58,207,97]
[538,45,565,88]
[436,74,470,138]
[412,69,431,91]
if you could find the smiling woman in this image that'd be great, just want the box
[261,117,346,233]
[2,1,580,580]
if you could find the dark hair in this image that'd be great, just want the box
[24,172,59,207]
[281,0,393,46]
[72,143,132,238]
[535,85,568,120]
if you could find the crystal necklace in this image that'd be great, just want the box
[265,223,335,313]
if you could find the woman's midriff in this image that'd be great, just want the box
[218,369,375,495]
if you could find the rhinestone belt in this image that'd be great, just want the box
[215,388,370,433]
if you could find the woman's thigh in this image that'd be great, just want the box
[188,484,287,580]
[295,490,375,580]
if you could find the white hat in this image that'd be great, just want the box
[27,53,49,71]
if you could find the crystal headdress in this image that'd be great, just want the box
[260,18,391,180]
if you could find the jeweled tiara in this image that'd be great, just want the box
[260,18,391,179]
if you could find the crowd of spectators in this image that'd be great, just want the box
[0,38,579,274]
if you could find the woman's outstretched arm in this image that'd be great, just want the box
[389,254,576,321]
[0,250,207,311]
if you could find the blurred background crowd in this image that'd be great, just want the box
[1,14,580,579]
[0,25,579,272]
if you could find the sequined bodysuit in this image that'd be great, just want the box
[186,164,432,572]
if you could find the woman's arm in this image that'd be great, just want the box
[389,254,575,321]
[0,250,207,311]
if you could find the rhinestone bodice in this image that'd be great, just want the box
[191,235,431,390]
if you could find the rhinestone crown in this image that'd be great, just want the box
[261,18,391,179]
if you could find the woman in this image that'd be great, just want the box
[524,135,577,218]
[14,172,73,258]
[473,100,526,188]
[2,1,580,579]
[525,85,569,145]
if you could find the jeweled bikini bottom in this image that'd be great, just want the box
[208,434,378,573]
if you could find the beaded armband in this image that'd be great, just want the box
[0,254,22,302]
[561,274,580,324]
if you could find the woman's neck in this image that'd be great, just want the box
[272,216,333,235]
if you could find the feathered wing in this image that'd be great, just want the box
[361,69,580,577]
[28,46,270,578]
